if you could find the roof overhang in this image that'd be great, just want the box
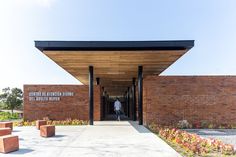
[35,40,194,96]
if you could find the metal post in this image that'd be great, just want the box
[96,77,100,85]
[124,91,127,116]
[132,78,136,121]
[89,66,94,125]
[127,87,130,118]
[101,87,105,120]
[138,66,143,125]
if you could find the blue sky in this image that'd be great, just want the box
[0,0,236,89]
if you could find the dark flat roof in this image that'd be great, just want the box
[35,40,194,51]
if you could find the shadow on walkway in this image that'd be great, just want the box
[9,148,34,155]
[128,121,150,133]
[94,121,151,134]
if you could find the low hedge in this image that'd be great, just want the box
[13,119,88,126]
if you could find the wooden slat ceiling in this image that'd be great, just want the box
[43,50,187,96]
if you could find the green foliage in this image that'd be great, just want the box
[0,112,20,120]
[0,87,23,114]
[0,101,6,109]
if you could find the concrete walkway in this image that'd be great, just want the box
[5,121,181,157]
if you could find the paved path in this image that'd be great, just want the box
[5,121,181,157]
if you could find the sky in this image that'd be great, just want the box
[0,0,236,90]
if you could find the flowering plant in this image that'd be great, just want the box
[148,124,235,156]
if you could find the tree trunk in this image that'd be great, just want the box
[11,108,13,115]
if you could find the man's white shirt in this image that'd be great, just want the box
[114,100,121,111]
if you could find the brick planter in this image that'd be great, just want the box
[0,128,11,136]
[0,122,13,131]
[40,125,55,137]
[36,120,47,130]
[0,135,19,153]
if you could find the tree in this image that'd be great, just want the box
[0,87,23,114]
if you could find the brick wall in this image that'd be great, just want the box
[24,85,101,121]
[143,76,236,126]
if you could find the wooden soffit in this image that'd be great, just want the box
[35,41,194,95]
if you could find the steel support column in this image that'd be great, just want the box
[127,87,130,117]
[96,77,100,85]
[124,91,127,116]
[132,78,136,121]
[89,66,94,125]
[101,87,105,120]
[138,66,143,125]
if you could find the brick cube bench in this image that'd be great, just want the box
[0,122,13,131]
[40,125,55,137]
[0,135,19,153]
[36,120,47,130]
[0,128,11,136]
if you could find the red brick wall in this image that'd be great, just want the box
[143,76,236,126]
[24,85,101,121]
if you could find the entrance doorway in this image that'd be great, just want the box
[101,94,132,121]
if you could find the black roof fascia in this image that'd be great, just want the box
[35,40,194,52]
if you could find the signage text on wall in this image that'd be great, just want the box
[28,92,74,101]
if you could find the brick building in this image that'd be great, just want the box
[23,41,236,126]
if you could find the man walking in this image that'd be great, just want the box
[114,98,122,121]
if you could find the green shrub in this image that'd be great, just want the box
[0,112,20,120]
[177,120,191,129]
[200,120,209,128]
